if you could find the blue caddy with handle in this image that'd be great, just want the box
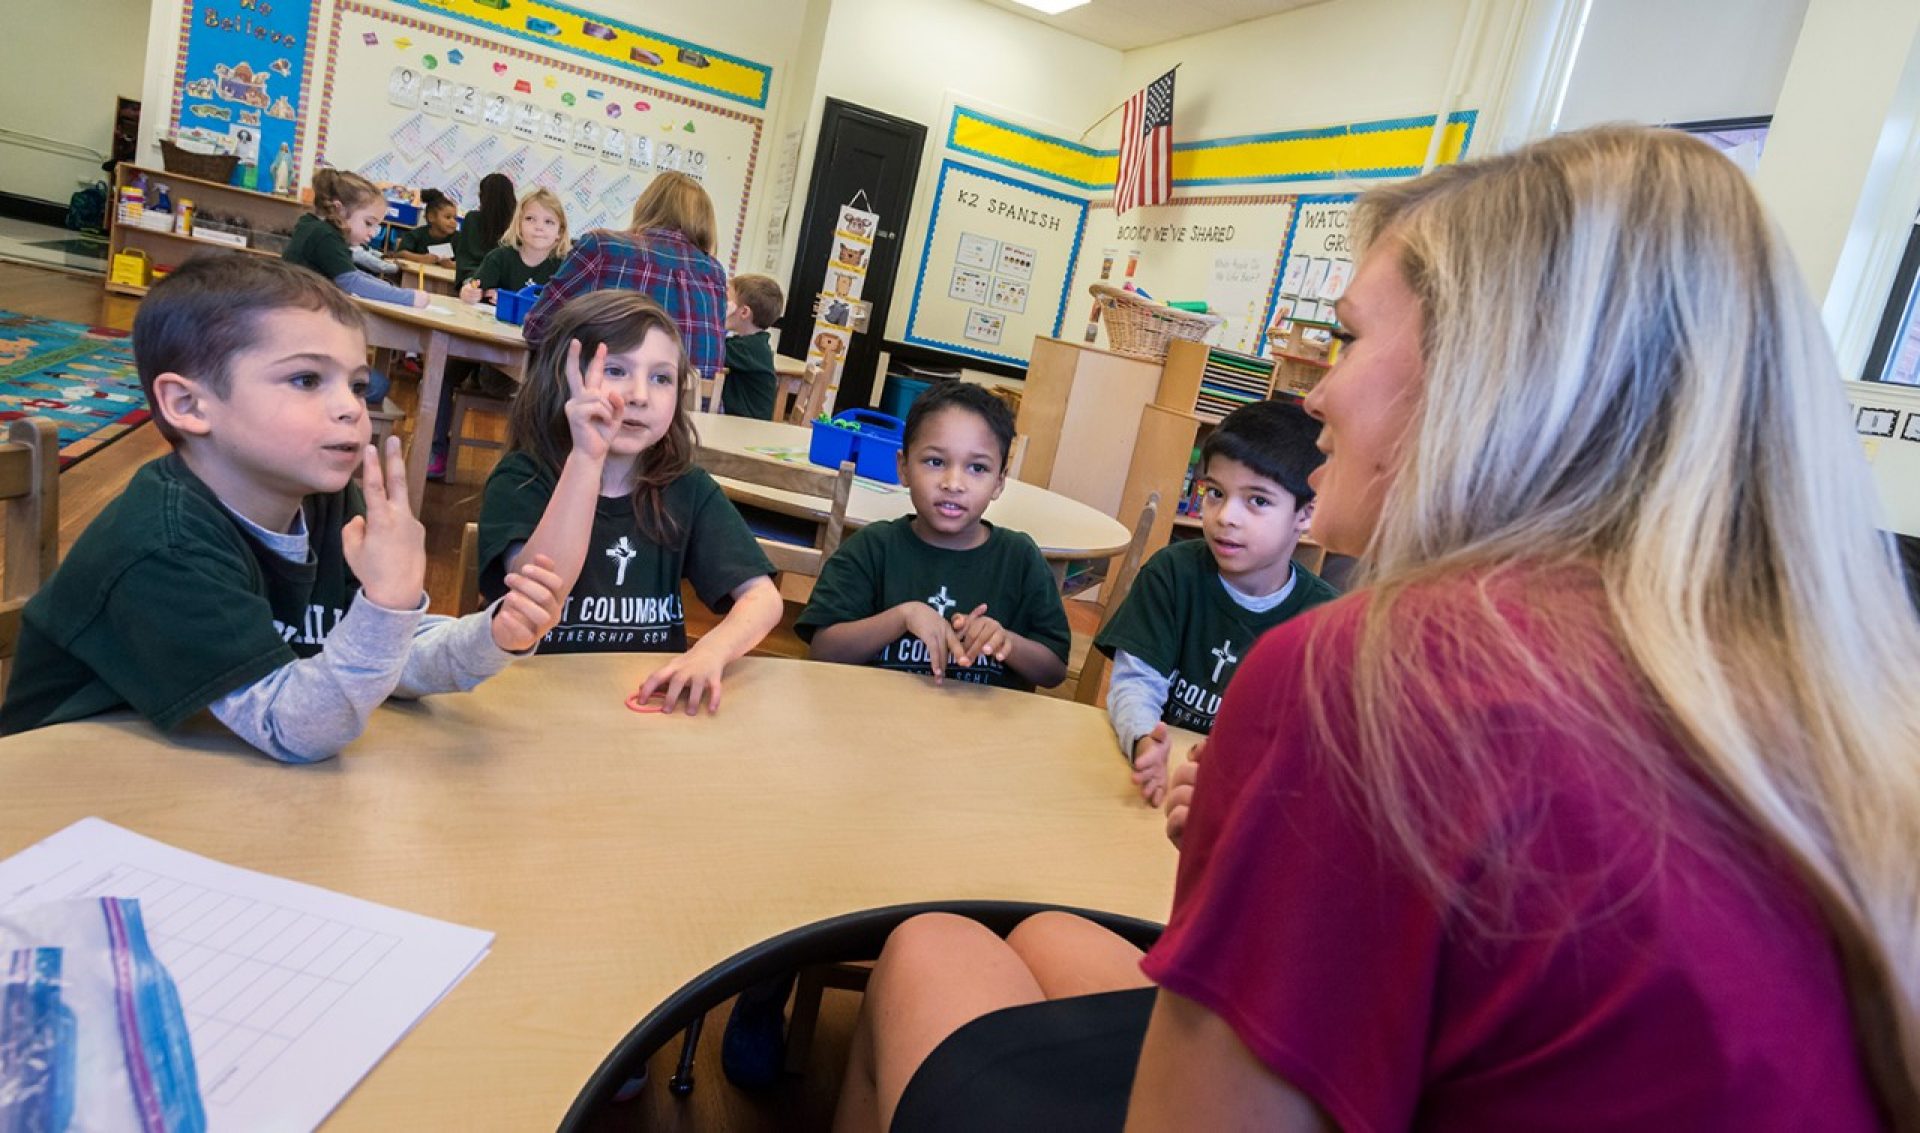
[809,409,905,484]
[495,283,543,325]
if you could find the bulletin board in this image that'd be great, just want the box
[1066,195,1298,356]
[1269,195,1358,330]
[315,2,764,268]
[169,0,324,191]
[903,160,1089,367]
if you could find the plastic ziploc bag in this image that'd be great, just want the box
[0,898,204,1133]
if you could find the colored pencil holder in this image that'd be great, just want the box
[495,283,542,326]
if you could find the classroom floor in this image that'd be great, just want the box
[0,217,109,275]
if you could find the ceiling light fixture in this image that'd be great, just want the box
[1009,0,1092,14]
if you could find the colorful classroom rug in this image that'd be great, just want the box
[0,310,149,467]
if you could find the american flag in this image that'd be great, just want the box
[1114,69,1176,217]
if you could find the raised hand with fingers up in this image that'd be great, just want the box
[341,436,427,610]
[563,339,625,464]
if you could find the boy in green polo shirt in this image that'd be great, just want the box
[719,274,784,421]
[797,381,1069,691]
[1095,398,1338,804]
[0,255,566,761]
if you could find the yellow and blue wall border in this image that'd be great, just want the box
[388,0,772,108]
[947,107,1477,191]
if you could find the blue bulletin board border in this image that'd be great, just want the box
[904,159,1090,368]
[1258,192,1358,354]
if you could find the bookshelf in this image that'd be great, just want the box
[105,163,305,297]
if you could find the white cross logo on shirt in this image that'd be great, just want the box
[606,536,638,587]
[927,585,957,617]
[1210,639,1239,683]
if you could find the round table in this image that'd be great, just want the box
[0,655,1175,1129]
[690,413,1131,562]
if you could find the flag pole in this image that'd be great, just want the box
[1078,64,1180,143]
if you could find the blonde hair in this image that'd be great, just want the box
[628,171,716,256]
[502,187,572,260]
[309,168,383,231]
[1321,125,1920,1122]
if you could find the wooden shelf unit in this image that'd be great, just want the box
[107,162,305,291]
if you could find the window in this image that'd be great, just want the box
[1864,214,1920,385]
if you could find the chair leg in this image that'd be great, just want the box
[669,1015,704,1096]
[446,398,467,482]
[784,967,827,1074]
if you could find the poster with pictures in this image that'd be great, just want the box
[957,233,997,270]
[512,102,542,141]
[905,161,1087,365]
[483,92,512,131]
[421,76,451,117]
[964,309,1005,345]
[806,202,880,376]
[450,83,481,124]
[990,278,1028,313]
[996,243,1035,281]
[389,67,422,108]
[1268,195,1355,334]
[599,127,627,164]
[949,268,989,304]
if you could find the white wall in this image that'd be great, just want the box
[0,0,150,203]
[1556,0,1808,129]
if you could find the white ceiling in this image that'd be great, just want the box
[972,0,1328,51]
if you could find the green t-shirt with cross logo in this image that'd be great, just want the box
[477,451,772,654]
[794,516,1071,691]
[1094,538,1338,733]
[0,455,362,735]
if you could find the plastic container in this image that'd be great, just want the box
[808,409,904,484]
[878,376,932,421]
[385,199,422,226]
[495,283,542,325]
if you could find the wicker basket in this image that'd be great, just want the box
[1090,284,1222,360]
[159,139,240,184]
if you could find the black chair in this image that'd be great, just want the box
[558,900,1165,1130]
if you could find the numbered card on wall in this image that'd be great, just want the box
[483,92,513,132]
[571,120,601,156]
[599,127,627,164]
[512,102,542,141]
[451,83,481,124]
[389,67,422,108]
[627,135,653,170]
[421,76,451,118]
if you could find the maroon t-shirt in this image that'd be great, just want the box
[1140,574,1880,1132]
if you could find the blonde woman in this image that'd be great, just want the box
[459,187,572,305]
[834,126,1920,1132]
[520,171,727,382]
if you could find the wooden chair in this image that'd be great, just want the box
[1006,433,1029,481]
[774,359,834,425]
[456,522,482,616]
[446,389,510,483]
[693,447,854,578]
[692,368,728,415]
[1072,491,1160,707]
[0,419,60,695]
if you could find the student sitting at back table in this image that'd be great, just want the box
[478,291,783,714]
[459,187,569,305]
[1096,398,1338,805]
[0,256,565,760]
[391,188,459,267]
[798,382,1070,690]
[453,172,517,288]
[282,168,429,409]
[719,273,784,420]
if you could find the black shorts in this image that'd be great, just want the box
[890,987,1157,1133]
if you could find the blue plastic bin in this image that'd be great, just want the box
[495,283,543,325]
[384,200,422,226]
[809,409,904,484]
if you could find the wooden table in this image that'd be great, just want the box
[399,261,457,295]
[353,297,529,508]
[690,413,1131,563]
[0,655,1175,1129]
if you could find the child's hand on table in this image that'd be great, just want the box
[490,552,564,652]
[412,290,431,309]
[1163,739,1204,851]
[459,278,482,305]
[950,604,1010,666]
[563,340,625,463]
[342,436,426,610]
[1131,722,1173,807]
[896,601,964,683]
[636,640,731,716]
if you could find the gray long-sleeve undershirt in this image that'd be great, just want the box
[1105,565,1299,762]
[331,268,419,307]
[207,506,520,763]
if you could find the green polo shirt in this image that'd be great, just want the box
[474,246,561,295]
[721,331,777,421]
[282,212,356,279]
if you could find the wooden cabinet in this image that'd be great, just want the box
[105,163,305,297]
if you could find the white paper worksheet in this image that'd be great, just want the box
[0,819,492,1132]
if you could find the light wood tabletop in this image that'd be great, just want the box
[0,655,1175,1130]
[352,297,529,507]
[690,412,1132,562]
[399,261,457,294]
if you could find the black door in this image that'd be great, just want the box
[778,99,926,412]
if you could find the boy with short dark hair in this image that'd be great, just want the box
[1094,398,1338,803]
[0,254,565,760]
[719,273,785,420]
